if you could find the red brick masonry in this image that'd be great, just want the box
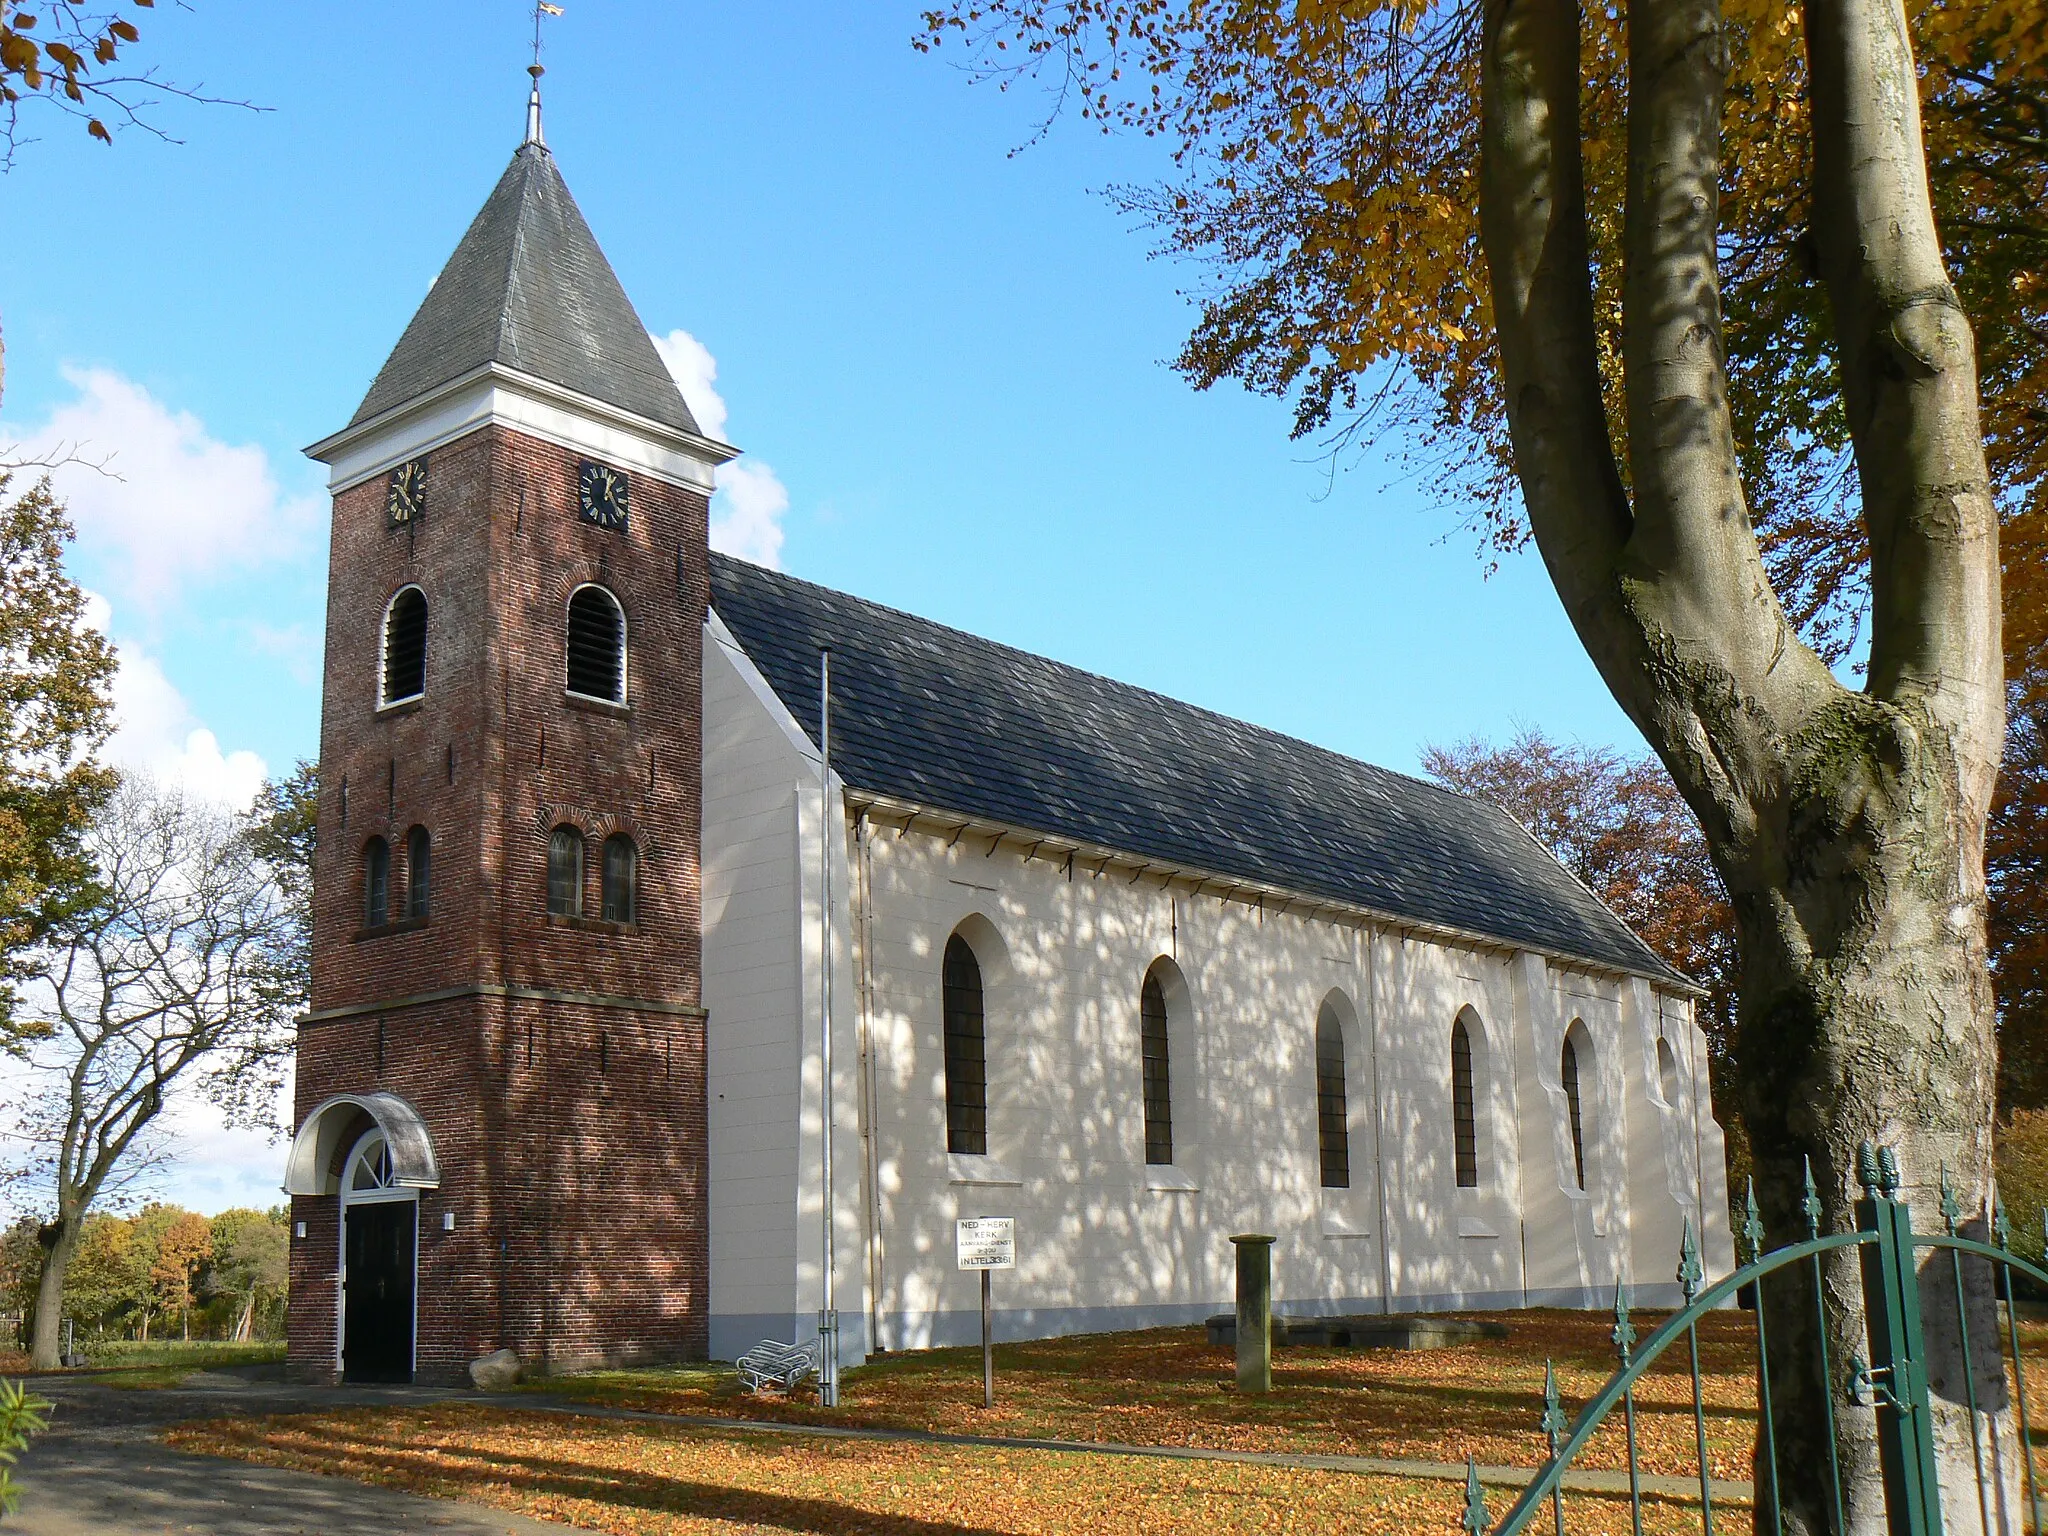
[288,422,710,1384]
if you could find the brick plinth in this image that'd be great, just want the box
[289,421,709,1383]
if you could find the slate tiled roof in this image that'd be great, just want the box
[348,143,699,435]
[710,555,1690,989]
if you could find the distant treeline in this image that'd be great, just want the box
[0,1204,288,1346]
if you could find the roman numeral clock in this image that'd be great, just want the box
[578,460,629,531]
[386,457,427,527]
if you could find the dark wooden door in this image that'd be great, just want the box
[343,1201,415,1383]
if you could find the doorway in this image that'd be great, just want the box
[340,1129,416,1383]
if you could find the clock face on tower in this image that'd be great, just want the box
[385,457,427,527]
[577,461,629,531]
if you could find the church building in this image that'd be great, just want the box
[284,106,1732,1385]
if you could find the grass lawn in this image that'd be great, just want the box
[0,1339,285,1378]
[533,1311,1763,1480]
[81,1339,286,1370]
[167,1405,1733,1536]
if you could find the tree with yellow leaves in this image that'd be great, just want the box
[133,1205,211,1343]
[924,0,2019,1519]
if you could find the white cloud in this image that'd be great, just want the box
[712,458,790,568]
[84,590,270,808]
[650,328,789,570]
[651,328,729,443]
[12,367,320,612]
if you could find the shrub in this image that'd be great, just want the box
[0,1380,50,1515]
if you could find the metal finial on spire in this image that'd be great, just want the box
[525,2,563,146]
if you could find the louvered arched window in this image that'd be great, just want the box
[1315,1003,1350,1189]
[363,837,390,927]
[404,826,431,920]
[1657,1036,1680,1107]
[1562,1024,1590,1191]
[601,834,637,923]
[1140,968,1174,1166]
[1452,1016,1479,1189]
[547,825,584,917]
[381,586,427,705]
[942,933,987,1155]
[566,585,626,703]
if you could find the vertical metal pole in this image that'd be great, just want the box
[981,1268,994,1409]
[818,648,838,1407]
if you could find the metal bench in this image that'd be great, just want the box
[735,1339,817,1395]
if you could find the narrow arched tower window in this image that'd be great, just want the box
[547,825,584,917]
[404,825,431,920]
[601,834,637,923]
[1658,1036,1680,1107]
[1140,968,1174,1166]
[363,837,390,928]
[942,933,987,1155]
[381,586,427,705]
[1562,1027,1588,1191]
[566,585,626,702]
[1315,1004,1350,1189]
[1452,1016,1479,1189]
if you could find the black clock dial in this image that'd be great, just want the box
[577,461,629,531]
[386,458,427,527]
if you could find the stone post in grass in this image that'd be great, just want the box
[1230,1233,1274,1394]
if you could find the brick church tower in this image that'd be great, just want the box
[282,104,732,1383]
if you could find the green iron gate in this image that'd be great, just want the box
[1462,1142,2046,1536]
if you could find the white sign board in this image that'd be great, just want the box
[956,1217,1016,1271]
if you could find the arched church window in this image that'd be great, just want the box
[601,834,637,923]
[1452,1015,1479,1189]
[1315,1003,1350,1189]
[1658,1036,1680,1107]
[1562,1024,1590,1191]
[1140,967,1174,1166]
[363,837,390,928]
[381,586,427,706]
[547,826,584,917]
[404,826,431,921]
[566,585,626,703]
[942,933,987,1155]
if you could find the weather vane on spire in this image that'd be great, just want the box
[525,1,564,147]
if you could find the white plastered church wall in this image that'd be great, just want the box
[703,616,872,1363]
[701,618,1735,1362]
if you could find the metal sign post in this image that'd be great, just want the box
[817,648,838,1408]
[956,1216,1015,1409]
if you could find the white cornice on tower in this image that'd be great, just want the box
[306,361,737,495]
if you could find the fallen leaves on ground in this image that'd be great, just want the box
[539,1311,1762,1479]
[168,1406,1735,1536]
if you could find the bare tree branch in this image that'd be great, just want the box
[8,775,295,1367]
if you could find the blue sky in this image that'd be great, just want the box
[0,1,1645,1210]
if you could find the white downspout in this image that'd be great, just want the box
[856,810,885,1352]
[1366,927,1394,1314]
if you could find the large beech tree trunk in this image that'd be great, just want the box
[1478,0,2002,1525]
[29,1210,80,1370]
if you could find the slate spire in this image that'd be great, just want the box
[347,143,700,437]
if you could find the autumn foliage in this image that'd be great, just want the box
[919,1,2046,661]
[0,476,115,1029]
[0,0,155,156]
[1422,730,1741,1151]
